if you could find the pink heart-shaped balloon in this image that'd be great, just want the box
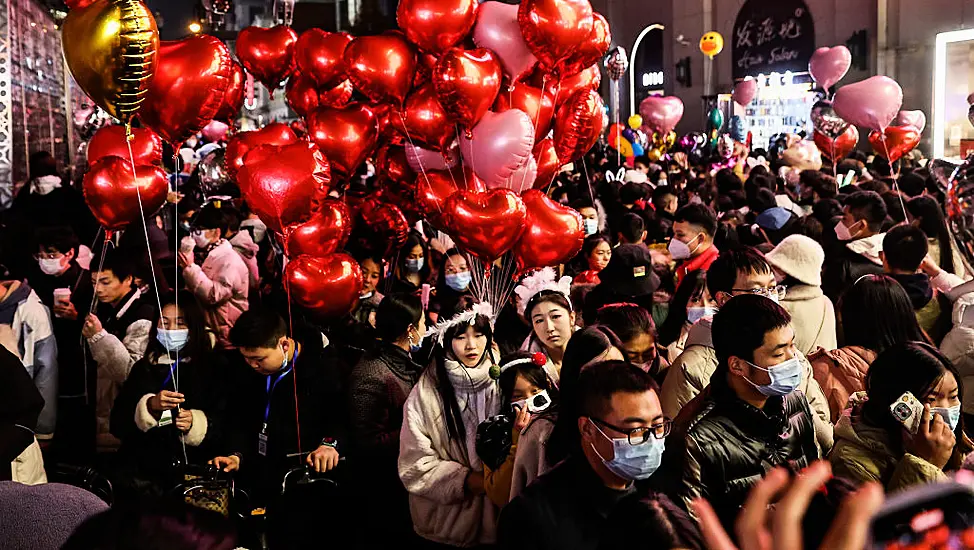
[833,75,903,131]
[638,95,684,134]
[893,110,926,134]
[732,78,758,107]
[472,1,537,82]
[809,46,852,91]
[405,142,459,173]
[459,109,535,190]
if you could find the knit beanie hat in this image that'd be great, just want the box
[766,234,824,287]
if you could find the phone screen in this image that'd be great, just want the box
[871,487,974,549]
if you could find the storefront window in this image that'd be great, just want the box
[934,30,974,160]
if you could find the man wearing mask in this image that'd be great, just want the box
[822,191,886,303]
[570,199,604,238]
[498,361,674,549]
[670,204,719,286]
[657,295,821,532]
[178,204,249,349]
[660,247,833,449]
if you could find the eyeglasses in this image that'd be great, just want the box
[731,285,787,300]
[590,417,672,446]
[33,252,64,260]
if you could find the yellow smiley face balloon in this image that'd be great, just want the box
[699,31,724,58]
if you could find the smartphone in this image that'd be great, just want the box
[869,479,974,549]
[890,391,924,435]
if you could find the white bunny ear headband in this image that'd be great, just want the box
[423,301,494,346]
[514,267,573,318]
[746,156,768,170]
[605,167,626,183]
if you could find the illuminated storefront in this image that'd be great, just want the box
[933,29,974,161]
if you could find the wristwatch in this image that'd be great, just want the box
[320,437,338,451]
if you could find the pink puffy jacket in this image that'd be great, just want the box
[183,240,250,348]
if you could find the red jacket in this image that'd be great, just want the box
[675,245,719,287]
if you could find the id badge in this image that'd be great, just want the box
[258,424,268,456]
[159,409,173,427]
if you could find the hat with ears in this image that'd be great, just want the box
[766,234,824,287]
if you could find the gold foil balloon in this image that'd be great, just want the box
[652,130,676,152]
[62,0,159,123]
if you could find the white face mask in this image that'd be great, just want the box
[38,257,66,275]
[192,230,212,249]
[834,220,855,241]
[668,234,699,260]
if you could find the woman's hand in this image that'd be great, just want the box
[904,405,956,469]
[210,455,241,473]
[81,314,102,339]
[149,390,185,415]
[513,404,532,433]
[175,409,193,433]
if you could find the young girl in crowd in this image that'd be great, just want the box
[110,291,225,498]
[399,302,500,547]
[431,248,472,323]
[596,302,669,381]
[390,231,431,295]
[570,235,612,285]
[516,268,576,385]
[657,270,715,363]
[766,234,838,355]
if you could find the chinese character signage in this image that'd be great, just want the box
[731,0,815,81]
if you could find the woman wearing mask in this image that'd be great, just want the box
[390,231,431,296]
[432,249,472,323]
[348,294,425,546]
[908,195,970,279]
[350,253,384,327]
[516,268,576,386]
[766,235,837,355]
[399,302,500,547]
[830,342,973,491]
[570,235,612,285]
[810,274,928,422]
[110,291,225,498]
[657,271,716,363]
[596,303,669,381]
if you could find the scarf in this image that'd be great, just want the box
[29,175,62,196]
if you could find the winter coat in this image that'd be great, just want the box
[778,284,837,356]
[509,414,556,501]
[808,346,877,423]
[941,326,974,414]
[399,358,501,547]
[822,234,885,304]
[30,263,93,400]
[87,287,155,450]
[660,316,834,450]
[0,281,57,439]
[0,346,45,483]
[182,240,249,348]
[0,481,108,550]
[229,231,260,292]
[830,400,952,492]
[928,238,970,280]
[657,375,821,530]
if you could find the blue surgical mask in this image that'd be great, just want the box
[686,306,717,324]
[445,271,472,292]
[583,218,599,236]
[157,328,189,352]
[932,405,961,432]
[744,356,802,397]
[591,422,665,481]
[405,258,424,273]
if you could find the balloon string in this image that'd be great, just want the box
[515,78,548,194]
[456,123,473,192]
[881,134,909,221]
[81,230,113,406]
[395,111,449,217]
[830,138,837,181]
[283,273,302,459]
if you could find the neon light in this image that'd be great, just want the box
[934,29,974,159]
[629,24,665,116]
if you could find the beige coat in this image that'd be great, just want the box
[778,284,837,356]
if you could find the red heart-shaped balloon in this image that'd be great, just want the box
[225,122,299,178]
[555,64,601,108]
[319,80,354,109]
[286,253,363,319]
[83,156,169,230]
[514,189,584,269]
[87,125,162,165]
[236,25,299,91]
[295,29,352,88]
[494,80,559,140]
[532,137,561,190]
[344,34,418,106]
[66,0,97,8]
[433,47,503,133]
[308,103,379,179]
[814,126,859,161]
[443,189,527,261]
[285,73,321,119]
[556,13,610,78]
[377,144,417,186]
[358,196,411,257]
[393,83,457,152]
[139,35,234,146]
[214,62,245,124]
[285,198,352,258]
[237,141,331,231]
[397,0,478,54]
[518,0,594,73]
[869,125,920,163]
[553,88,604,163]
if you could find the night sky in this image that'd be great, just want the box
[146,0,197,40]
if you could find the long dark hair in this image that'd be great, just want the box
[570,234,611,277]
[546,325,625,466]
[374,293,422,342]
[658,270,705,347]
[838,275,928,353]
[863,342,973,471]
[147,290,211,361]
[429,306,496,460]
[393,230,430,286]
[908,195,955,275]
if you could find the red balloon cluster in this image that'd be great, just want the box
[83,156,168,230]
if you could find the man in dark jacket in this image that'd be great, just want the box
[657,294,821,533]
[0,345,44,481]
[822,191,886,302]
[881,225,952,340]
[499,361,678,550]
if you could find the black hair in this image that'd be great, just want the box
[547,325,625,466]
[705,246,772,297]
[652,185,678,202]
[712,294,792,367]
[620,182,647,205]
[882,191,909,224]
[595,302,656,344]
[34,225,80,256]
[883,225,928,272]
[715,168,744,196]
[147,291,212,360]
[812,198,843,228]
[908,195,955,275]
[844,191,888,232]
[858,179,891,195]
[598,493,704,550]
[497,351,558,408]
[863,342,972,470]
[898,171,927,197]
[576,360,659,420]
[572,234,611,277]
[674,203,718,237]
[658,270,707,346]
[633,155,651,168]
[96,251,136,284]
[524,289,573,322]
[751,187,778,213]
[229,308,287,349]
[837,274,928,353]
[374,293,423,343]
[29,151,58,179]
[619,213,645,244]
[395,230,431,284]
[192,203,231,236]
[435,248,469,289]
[800,170,837,200]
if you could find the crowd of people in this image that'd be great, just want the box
[0,137,973,549]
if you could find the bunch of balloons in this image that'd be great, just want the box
[636,95,684,162]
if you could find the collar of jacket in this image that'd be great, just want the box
[781,283,824,302]
[709,373,790,434]
[378,343,422,381]
[562,455,637,518]
[846,233,885,266]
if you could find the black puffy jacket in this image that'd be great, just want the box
[657,373,821,531]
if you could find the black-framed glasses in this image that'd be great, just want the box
[731,285,787,300]
[590,416,672,446]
